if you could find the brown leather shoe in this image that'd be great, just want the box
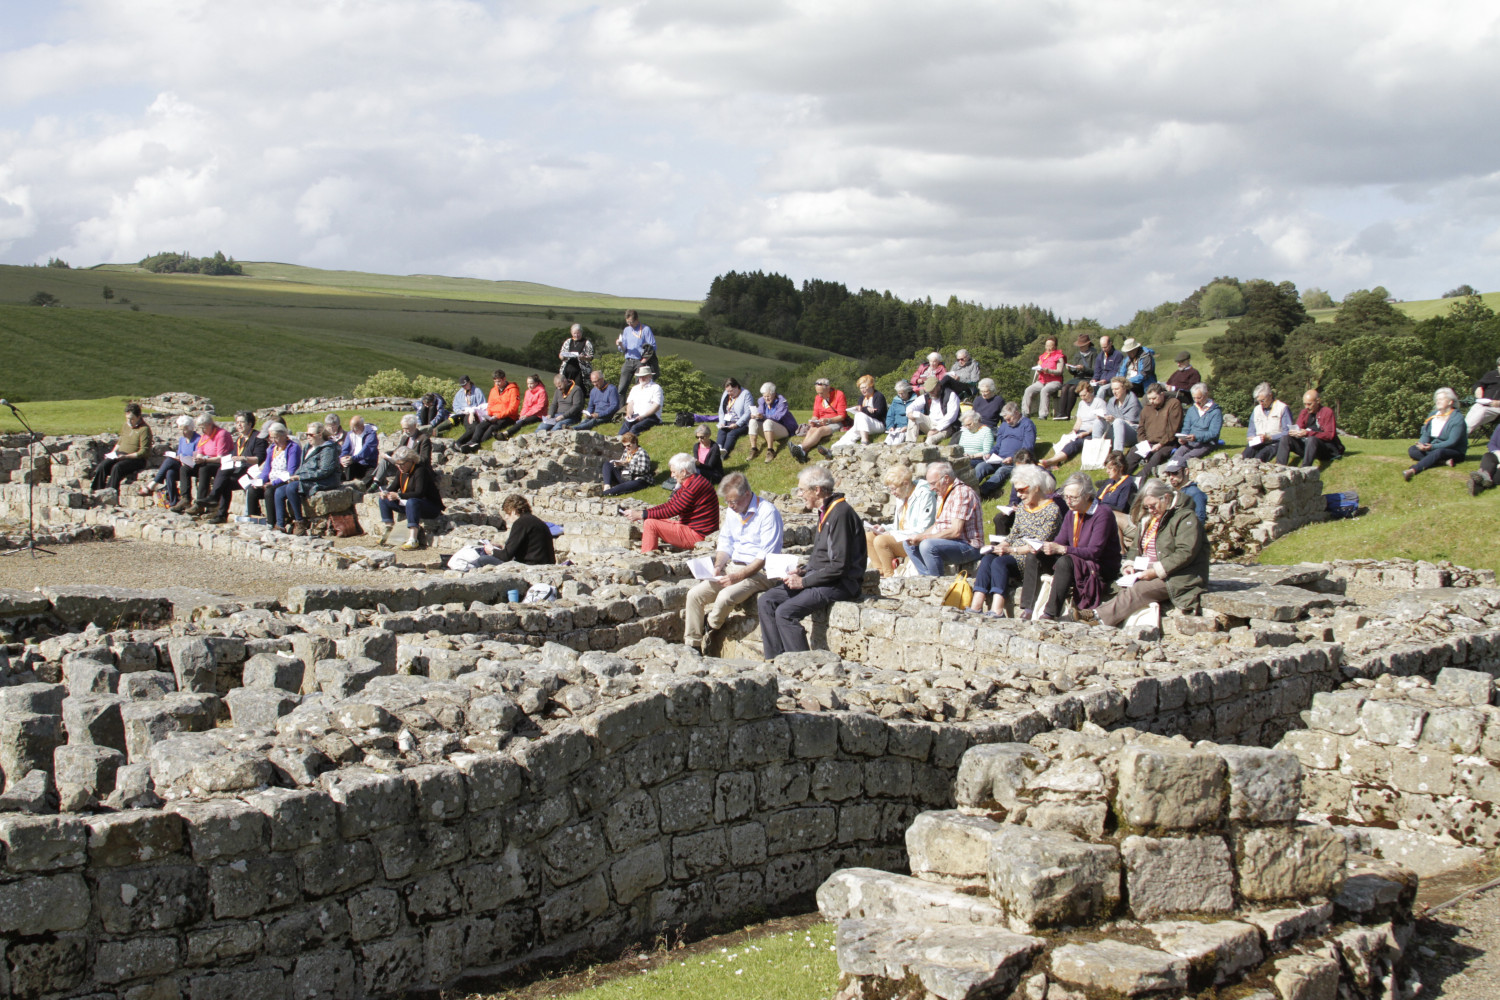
[292,520,309,536]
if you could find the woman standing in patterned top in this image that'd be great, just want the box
[967,465,1062,616]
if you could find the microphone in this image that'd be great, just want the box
[0,399,15,411]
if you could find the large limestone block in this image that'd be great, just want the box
[307,488,355,516]
[1115,745,1225,831]
[1122,835,1234,920]
[835,917,1043,1000]
[1273,955,1340,1000]
[1148,919,1264,983]
[1236,824,1347,902]
[1214,746,1301,823]
[0,712,65,784]
[242,653,306,693]
[1434,667,1494,706]
[817,868,1004,926]
[1201,584,1336,622]
[986,825,1120,932]
[952,743,1046,813]
[1050,940,1189,997]
[225,687,300,729]
[905,810,1005,887]
[43,585,172,626]
[53,744,125,812]
[1358,700,1426,746]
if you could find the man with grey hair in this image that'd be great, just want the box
[904,461,983,576]
[974,402,1036,498]
[940,348,981,399]
[758,466,865,659]
[1241,383,1291,463]
[366,412,432,492]
[684,473,785,653]
[1095,477,1208,627]
[625,453,717,552]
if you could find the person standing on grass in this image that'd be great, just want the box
[91,402,153,492]
[620,367,665,436]
[626,453,717,552]
[616,309,656,393]
[559,324,594,384]
[1404,387,1467,481]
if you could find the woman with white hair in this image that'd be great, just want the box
[1404,387,1467,481]
[836,375,888,447]
[970,378,1004,430]
[376,445,446,550]
[911,351,946,387]
[958,410,995,463]
[243,422,299,523]
[885,380,914,444]
[866,464,938,576]
[748,382,796,462]
[140,415,198,505]
[967,464,1061,616]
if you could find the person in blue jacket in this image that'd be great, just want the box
[339,415,380,482]
[1162,458,1208,523]
[1120,338,1156,396]
[885,381,913,443]
[575,371,622,431]
[1169,383,1223,464]
[1404,388,1467,481]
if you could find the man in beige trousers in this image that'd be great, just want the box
[683,472,785,653]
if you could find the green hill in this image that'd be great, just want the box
[0,263,833,410]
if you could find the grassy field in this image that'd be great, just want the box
[0,263,828,409]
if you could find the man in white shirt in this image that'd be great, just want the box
[905,378,961,444]
[683,473,784,652]
[620,367,665,436]
[1240,382,1292,463]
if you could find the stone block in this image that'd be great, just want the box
[1434,666,1494,706]
[906,810,1005,887]
[299,839,379,897]
[208,854,299,919]
[225,686,299,729]
[0,873,91,932]
[244,787,339,850]
[186,920,264,966]
[1422,707,1484,754]
[610,843,667,905]
[170,798,268,860]
[817,867,1004,925]
[952,743,1046,813]
[1115,745,1225,831]
[185,967,287,1000]
[834,917,1042,1000]
[308,488,355,516]
[1050,940,1188,997]
[6,935,87,997]
[1273,955,1340,1000]
[1358,699,1426,745]
[294,947,358,1000]
[315,657,390,699]
[0,814,87,871]
[94,936,181,985]
[120,670,177,701]
[243,652,306,692]
[1237,824,1347,901]
[1148,919,1264,984]
[323,768,413,837]
[1121,835,1234,919]
[1214,745,1301,822]
[62,693,128,751]
[61,651,120,694]
[85,808,183,866]
[167,636,217,693]
[0,710,65,782]
[0,682,66,716]
[987,825,1121,932]
[96,864,208,932]
[337,628,397,671]
[1305,689,1366,734]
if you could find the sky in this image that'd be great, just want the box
[1,0,1497,325]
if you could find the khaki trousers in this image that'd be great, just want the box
[684,570,772,643]
[1097,578,1171,627]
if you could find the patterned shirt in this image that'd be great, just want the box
[620,448,653,482]
[1007,499,1062,546]
[933,481,983,549]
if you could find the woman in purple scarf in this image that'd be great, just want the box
[1018,471,1122,622]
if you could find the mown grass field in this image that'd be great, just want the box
[0,263,833,410]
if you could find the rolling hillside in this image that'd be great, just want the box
[0,263,837,410]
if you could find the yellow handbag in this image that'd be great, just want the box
[941,570,974,608]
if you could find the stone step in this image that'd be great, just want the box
[816,867,1004,926]
[834,917,1042,1000]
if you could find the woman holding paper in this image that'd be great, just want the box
[1020,337,1067,419]
[1040,381,1107,471]
[244,423,299,524]
[966,465,1061,616]
[1095,477,1209,627]
[140,415,197,505]
[865,464,938,576]
[1100,376,1141,453]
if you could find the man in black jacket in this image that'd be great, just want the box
[757,465,866,659]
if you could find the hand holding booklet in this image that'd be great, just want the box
[764,553,803,579]
[687,557,718,580]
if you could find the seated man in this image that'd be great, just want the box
[434,375,484,434]
[339,415,380,481]
[1089,334,1125,392]
[1241,382,1292,462]
[367,413,432,490]
[376,445,445,550]
[1285,388,1342,467]
[1468,423,1500,496]
[1160,459,1208,523]
[1466,356,1500,434]
[905,377,961,444]
[91,402,154,492]
[973,402,1037,498]
[539,373,586,432]
[939,348,981,399]
[903,461,983,576]
[455,370,519,452]
[414,393,449,433]
[1169,383,1222,464]
[1123,383,1183,480]
[1040,381,1107,470]
[619,367,664,437]
[1055,333,1098,420]
[1020,472,1121,622]
[684,472,784,652]
[574,370,621,431]
[758,465,865,659]
[1164,351,1201,403]
[1120,338,1156,396]
[203,410,267,524]
[173,413,232,514]
[626,453,717,552]
[1096,478,1209,627]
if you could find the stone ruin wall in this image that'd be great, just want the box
[1,565,1500,997]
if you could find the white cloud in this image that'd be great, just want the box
[0,0,1498,321]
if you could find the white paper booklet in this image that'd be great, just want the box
[764,553,803,579]
[687,556,717,580]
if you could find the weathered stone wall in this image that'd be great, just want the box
[1185,452,1330,559]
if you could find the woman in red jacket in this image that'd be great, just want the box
[790,377,850,462]
[499,374,550,439]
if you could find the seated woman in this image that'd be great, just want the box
[958,410,996,466]
[603,432,654,495]
[140,415,198,505]
[690,424,724,485]
[748,383,797,462]
[967,465,1061,616]
[499,374,549,439]
[92,402,154,492]
[376,445,446,550]
[865,463,938,577]
[834,375,888,447]
[715,378,752,454]
[791,378,850,462]
[539,373,585,432]
[1100,376,1141,452]
[452,495,557,568]
[1404,387,1467,481]
[1040,380,1106,470]
[244,423,300,524]
[1094,450,1137,536]
[1019,472,1122,622]
[276,423,341,536]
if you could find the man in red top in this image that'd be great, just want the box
[626,453,719,552]
[1284,388,1342,466]
[175,413,234,514]
[791,377,850,463]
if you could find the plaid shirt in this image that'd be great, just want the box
[620,448,653,481]
[933,481,983,549]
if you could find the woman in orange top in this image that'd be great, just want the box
[790,377,851,462]
[1021,336,1068,420]
[456,369,522,452]
[499,374,551,439]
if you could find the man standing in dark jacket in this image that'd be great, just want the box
[758,466,866,659]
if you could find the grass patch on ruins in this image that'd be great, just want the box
[472,921,838,1000]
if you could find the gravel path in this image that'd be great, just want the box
[1411,881,1500,999]
[0,539,435,600]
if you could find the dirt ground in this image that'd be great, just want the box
[1410,869,1500,999]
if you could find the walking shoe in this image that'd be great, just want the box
[1469,472,1487,496]
[185,503,206,516]
[401,527,424,551]
[764,446,778,463]
[377,523,394,545]
[816,445,832,459]
[205,513,227,525]
[168,500,190,513]
[292,520,309,536]
[1402,468,1414,482]
[749,442,762,459]
[789,444,807,463]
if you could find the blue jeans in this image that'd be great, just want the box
[718,424,747,454]
[975,462,1014,498]
[904,537,982,577]
[270,482,302,527]
[379,496,442,527]
[574,415,614,431]
[973,553,1020,595]
[539,416,577,432]
[1409,445,1464,474]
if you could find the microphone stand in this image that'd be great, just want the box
[1,402,57,558]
